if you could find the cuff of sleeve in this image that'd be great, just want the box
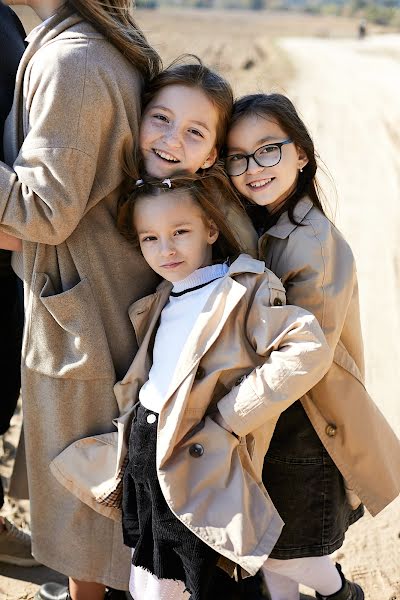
[217,379,267,437]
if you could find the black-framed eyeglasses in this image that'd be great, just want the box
[225,139,293,177]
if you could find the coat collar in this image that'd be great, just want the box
[226,253,265,277]
[25,14,86,47]
[262,197,314,241]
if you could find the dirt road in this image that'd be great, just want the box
[278,34,400,599]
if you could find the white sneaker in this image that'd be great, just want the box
[0,517,40,567]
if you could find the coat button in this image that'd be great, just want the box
[273,297,283,306]
[325,424,337,437]
[189,443,204,458]
[195,366,205,380]
[146,413,157,424]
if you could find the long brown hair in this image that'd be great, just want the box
[142,56,233,154]
[117,170,243,261]
[60,0,161,79]
[229,93,327,228]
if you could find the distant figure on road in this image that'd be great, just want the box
[358,18,367,39]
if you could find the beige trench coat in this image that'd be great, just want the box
[0,15,257,586]
[0,14,158,588]
[259,197,400,516]
[53,254,332,576]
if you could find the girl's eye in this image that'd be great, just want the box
[153,113,169,123]
[174,229,189,236]
[260,145,278,154]
[141,235,157,242]
[228,154,244,162]
[188,128,204,138]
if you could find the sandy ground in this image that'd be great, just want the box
[1,8,400,600]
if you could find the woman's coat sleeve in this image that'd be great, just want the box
[0,39,121,244]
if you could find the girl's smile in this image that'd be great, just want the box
[247,177,274,190]
[153,149,180,164]
[227,114,308,212]
[140,84,219,177]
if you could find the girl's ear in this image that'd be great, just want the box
[207,219,220,245]
[201,147,218,170]
[296,145,309,171]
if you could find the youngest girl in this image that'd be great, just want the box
[114,173,331,599]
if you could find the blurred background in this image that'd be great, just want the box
[2,3,400,599]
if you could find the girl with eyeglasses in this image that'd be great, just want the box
[225,93,400,600]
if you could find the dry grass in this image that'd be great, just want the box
[14,6,376,96]
[137,9,296,94]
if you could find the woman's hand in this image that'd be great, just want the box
[0,232,22,251]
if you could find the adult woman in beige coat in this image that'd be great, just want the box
[0,1,162,598]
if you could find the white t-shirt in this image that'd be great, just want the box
[139,263,228,414]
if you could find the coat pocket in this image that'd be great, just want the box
[25,273,114,380]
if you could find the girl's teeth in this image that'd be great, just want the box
[155,150,179,162]
[249,179,272,188]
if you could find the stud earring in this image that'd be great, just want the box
[300,167,303,173]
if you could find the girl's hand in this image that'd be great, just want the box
[0,232,22,251]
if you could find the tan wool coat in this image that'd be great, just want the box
[259,197,400,516]
[0,14,258,586]
[0,14,158,588]
[52,254,332,577]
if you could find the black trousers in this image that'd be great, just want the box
[0,265,23,507]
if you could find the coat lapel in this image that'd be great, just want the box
[163,277,247,410]
[128,281,171,347]
[114,283,171,415]
[161,255,265,407]
[155,276,247,467]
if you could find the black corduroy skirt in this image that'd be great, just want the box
[122,403,225,600]
[262,401,364,559]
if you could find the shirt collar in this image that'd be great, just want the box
[172,262,228,295]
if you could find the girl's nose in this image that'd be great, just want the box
[165,127,182,149]
[246,155,264,175]
[160,240,176,256]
